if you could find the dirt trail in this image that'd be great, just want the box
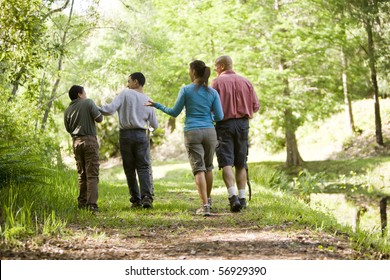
[1,225,363,260]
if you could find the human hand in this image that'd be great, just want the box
[144,100,155,107]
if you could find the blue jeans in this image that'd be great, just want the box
[119,129,153,203]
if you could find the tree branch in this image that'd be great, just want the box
[42,0,71,21]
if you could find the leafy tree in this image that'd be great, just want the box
[0,0,80,187]
[346,0,390,145]
[0,0,47,99]
[39,0,100,131]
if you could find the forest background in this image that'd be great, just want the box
[0,0,390,259]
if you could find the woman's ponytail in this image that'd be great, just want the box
[202,66,211,87]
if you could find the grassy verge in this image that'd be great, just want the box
[0,168,78,241]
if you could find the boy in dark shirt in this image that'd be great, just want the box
[64,85,103,212]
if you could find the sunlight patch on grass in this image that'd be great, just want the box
[210,186,228,195]
[152,163,191,179]
[369,162,390,193]
[310,194,356,231]
[360,207,384,234]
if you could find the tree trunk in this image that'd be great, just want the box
[8,67,25,102]
[365,17,383,145]
[341,48,356,134]
[281,62,303,167]
[285,107,303,167]
[380,197,387,237]
[41,64,62,131]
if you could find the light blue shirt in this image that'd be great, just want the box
[154,84,224,131]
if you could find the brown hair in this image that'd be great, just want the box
[190,60,211,89]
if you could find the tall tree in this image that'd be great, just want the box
[341,47,356,134]
[240,0,341,166]
[315,0,363,134]
[0,0,71,101]
[347,0,387,145]
[274,0,303,166]
[364,0,383,145]
[41,0,75,130]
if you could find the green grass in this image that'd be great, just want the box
[0,168,78,240]
[88,165,340,232]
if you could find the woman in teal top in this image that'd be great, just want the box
[146,60,224,216]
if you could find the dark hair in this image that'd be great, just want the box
[130,72,146,87]
[68,85,84,100]
[190,60,211,89]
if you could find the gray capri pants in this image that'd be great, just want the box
[184,128,218,175]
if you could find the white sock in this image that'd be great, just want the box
[228,186,237,198]
[238,189,245,199]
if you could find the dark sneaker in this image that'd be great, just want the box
[130,201,143,208]
[239,198,247,209]
[87,205,99,213]
[196,204,211,216]
[142,196,153,209]
[78,203,87,210]
[229,195,241,212]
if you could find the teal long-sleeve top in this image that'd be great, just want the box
[154,84,224,132]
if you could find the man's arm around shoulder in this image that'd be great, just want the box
[95,114,103,123]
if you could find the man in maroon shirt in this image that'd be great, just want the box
[211,55,260,212]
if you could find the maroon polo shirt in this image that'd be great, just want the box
[211,70,260,121]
